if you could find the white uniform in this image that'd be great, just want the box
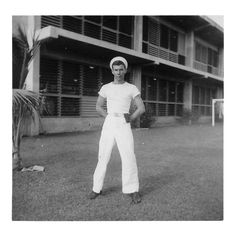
[92,82,140,194]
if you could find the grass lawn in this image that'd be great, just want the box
[12,123,223,221]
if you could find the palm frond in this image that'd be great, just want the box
[13,89,40,111]
[13,26,41,89]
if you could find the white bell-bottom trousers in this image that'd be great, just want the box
[92,114,139,194]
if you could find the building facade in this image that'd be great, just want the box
[12,15,224,135]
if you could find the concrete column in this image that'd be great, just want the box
[183,79,193,111]
[218,48,224,77]
[26,16,41,136]
[133,16,143,52]
[131,66,142,90]
[26,16,41,93]
[185,31,194,68]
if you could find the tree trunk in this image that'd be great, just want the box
[12,147,22,171]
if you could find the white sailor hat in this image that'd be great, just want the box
[109,56,128,70]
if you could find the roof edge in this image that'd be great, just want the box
[200,15,224,32]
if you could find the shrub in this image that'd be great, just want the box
[180,108,200,125]
[140,110,155,128]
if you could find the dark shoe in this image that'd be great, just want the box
[130,192,141,204]
[88,191,102,200]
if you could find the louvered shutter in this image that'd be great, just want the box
[41,16,62,28]
[40,57,60,94]
[61,61,81,96]
[60,97,80,116]
[62,16,82,34]
[148,19,160,46]
[102,29,117,44]
[82,65,99,96]
[84,21,101,39]
[119,34,132,49]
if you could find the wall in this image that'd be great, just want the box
[41,117,104,134]
[151,115,212,128]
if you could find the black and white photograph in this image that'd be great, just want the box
[3,0,235,235]
[12,14,224,221]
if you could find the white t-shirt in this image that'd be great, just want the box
[98,82,140,114]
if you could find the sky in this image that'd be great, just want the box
[207,15,224,28]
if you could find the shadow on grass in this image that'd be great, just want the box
[98,172,184,197]
[102,185,120,195]
[140,172,184,196]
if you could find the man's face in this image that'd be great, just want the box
[112,64,127,80]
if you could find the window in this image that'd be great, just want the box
[41,96,58,116]
[142,17,185,65]
[176,82,184,103]
[41,16,61,28]
[84,16,101,24]
[213,51,219,67]
[40,57,105,117]
[103,16,117,30]
[62,16,82,34]
[141,76,147,100]
[178,55,185,65]
[208,48,219,67]
[62,61,81,95]
[192,86,216,116]
[208,48,212,64]
[143,16,148,42]
[168,104,175,116]
[192,86,200,104]
[142,76,184,117]
[149,19,160,46]
[40,57,82,117]
[84,21,101,39]
[119,33,132,48]
[160,24,169,49]
[168,81,176,102]
[40,58,59,94]
[147,77,157,100]
[41,16,134,49]
[195,41,219,68]
[160,24,178,52]
[206,88,211,105]
[83,65,99,96]
[159,80,168,101]
[170,29,178,52]
[195,42,208,64]
[142,42,148,53]
[119,16,133,35]
[61,97,80,116]
[200,87,205,104]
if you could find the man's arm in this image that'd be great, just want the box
[96,95,108,118]
[130,95,145,121]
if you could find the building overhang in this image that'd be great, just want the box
[37,26,223,83]
[145,59,223,83]
[37,26,155,68]
[159,15,223,47]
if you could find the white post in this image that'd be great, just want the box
[212,99,215,127]
[212,98,224,127]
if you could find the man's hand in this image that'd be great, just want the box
[124,113,131,123]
